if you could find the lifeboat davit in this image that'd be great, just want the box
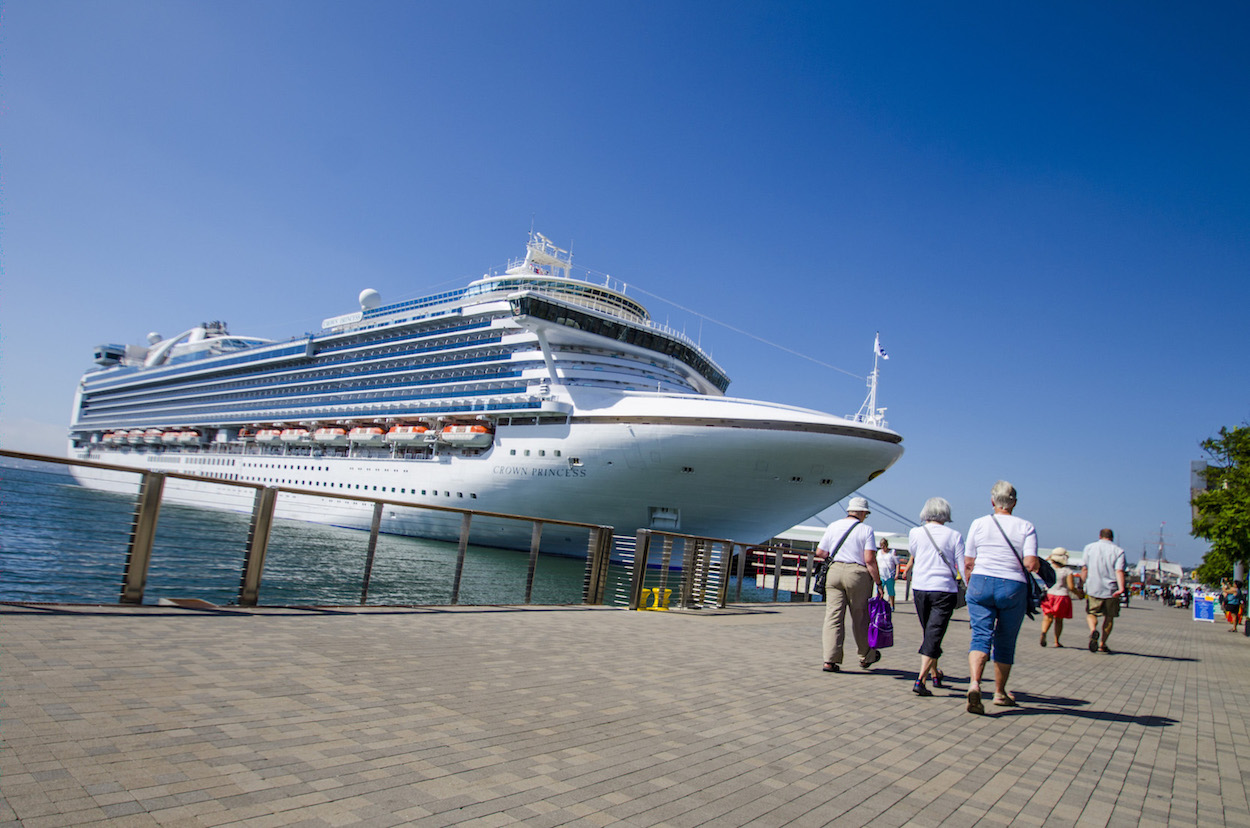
[279,428,310,443]
[126,429,147,445]
[255,428,283,443]
[348,426,385,444]
[313,427,349,445]
[384,424,429,443]
[177,430,203,445]
[439,423,495,447]
[143,428,164,444]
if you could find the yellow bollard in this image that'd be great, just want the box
[656,588,672,610]
[639,587,654,610]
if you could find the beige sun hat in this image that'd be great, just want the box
[1048,547,1069,566]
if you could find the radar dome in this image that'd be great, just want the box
[147,332,163,344]
[359,289,382,311]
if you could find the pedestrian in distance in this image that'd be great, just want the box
[877,537,899,610]
[1039,548,1080,647]
[1082,529,1126,653]
[817,497,885,674]
[1222,580,1245,632]
[963,480,1039,714]
[907,497,965,697]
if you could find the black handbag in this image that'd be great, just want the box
[992,515,1045,619]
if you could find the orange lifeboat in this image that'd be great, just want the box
[105,431,126,445]
[279,428,310,443]
[143,428,164,444]
[255,428,283,443]
[313,427,349,445]
[439,423,494,447]
[161,430,181,444]
[126,429,147,445]
[236,427,255,442]
[384,424,429,443]
[348,426,385,444]
[177,430,203,445]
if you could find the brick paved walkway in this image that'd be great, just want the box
[2,598,1247,827]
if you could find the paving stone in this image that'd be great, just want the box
[2,599,1248,827]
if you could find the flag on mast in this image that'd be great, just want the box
[874,333,889,360]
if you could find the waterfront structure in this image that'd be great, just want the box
[69,232,904,554]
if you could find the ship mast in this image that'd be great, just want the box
[855,333,888,427]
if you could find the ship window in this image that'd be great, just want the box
[471,493,477,499]
[510,449,516,455]
[524,450,530,456]
[791,477,802,483]
[457,492,463,498]
[821,479,833,486]
[682,467,693,474]
[569,457,582,466]
[538,450,545,457]
[554,450,561,457]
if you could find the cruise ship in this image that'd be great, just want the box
[68,233,904,555]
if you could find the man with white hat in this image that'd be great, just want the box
[816,496,885,673]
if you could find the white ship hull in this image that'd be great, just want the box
[70,392,901,556]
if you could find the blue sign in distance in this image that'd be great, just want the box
[1194,596,1217,622]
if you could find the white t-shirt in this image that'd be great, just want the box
[877,550,898,581]
[965,513,1038,583]
[908,523,965,592]
[1082,539,1125,599]
[1046,565,1074,597]
[818,517,876,566]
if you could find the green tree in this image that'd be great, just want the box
[1192,424,1250,584]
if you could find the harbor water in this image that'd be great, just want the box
[0,459,780,606]
[1,461,596,606]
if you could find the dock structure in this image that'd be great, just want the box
[2,600,1247,827]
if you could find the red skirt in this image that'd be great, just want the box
[1041,593,1073,619]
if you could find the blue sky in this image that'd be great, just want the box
[3,2,1247,566]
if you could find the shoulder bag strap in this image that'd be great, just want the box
[828,520,859,560]
[990,514,1029,579]
[922,523,961,583]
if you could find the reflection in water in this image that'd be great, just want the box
[2,461,776,606]
[1,463,597,605]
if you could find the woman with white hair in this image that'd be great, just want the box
[963,480,1040,714]
[907,497,965,697]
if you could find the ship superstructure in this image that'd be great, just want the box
[69,232,903,552]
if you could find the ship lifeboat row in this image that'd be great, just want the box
[235,424,435,445]
[102,429,202,445]
[100,422,489,448]
[438,424,494,447]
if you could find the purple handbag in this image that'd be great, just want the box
[867,596,894,649]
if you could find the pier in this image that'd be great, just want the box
[3,598,1246,826]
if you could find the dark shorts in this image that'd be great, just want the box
[1087,595,1120,618]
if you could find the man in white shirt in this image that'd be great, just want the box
[816,497,884,673]
[1082,528,1126,653]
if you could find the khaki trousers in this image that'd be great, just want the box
[822,562,873,665]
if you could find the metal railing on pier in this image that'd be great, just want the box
[1,450,617,608]
[2,450,786,610]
